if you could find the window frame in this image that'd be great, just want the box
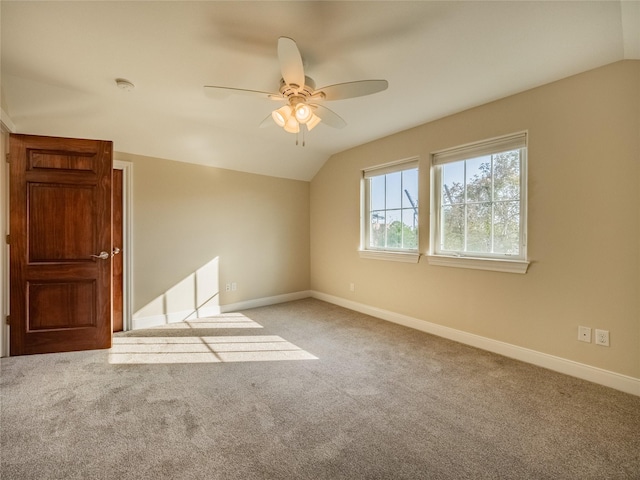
[359,157,420,263]
[428,133,529,274]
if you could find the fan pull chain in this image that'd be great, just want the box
[293,128,307,147]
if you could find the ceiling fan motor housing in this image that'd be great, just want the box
[279,76,318,99]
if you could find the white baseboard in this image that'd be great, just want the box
[131,291,311,330]
[310,291,640,397]
[131,305,221,330]
[220,290,312,313]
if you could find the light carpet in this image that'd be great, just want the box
[2,299,639,479]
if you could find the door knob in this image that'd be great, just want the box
[91,251,110,260]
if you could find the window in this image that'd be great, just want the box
[429,133,529,273]
[360,158,419,262]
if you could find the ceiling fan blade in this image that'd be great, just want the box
[318,80,388,101]
[312,104,346,129]
[259,114,275,128]
[204,85,280,99]
[277,37,305,90]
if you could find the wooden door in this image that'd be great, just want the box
[9,134,113,355]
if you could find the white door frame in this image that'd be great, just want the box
[0,114,13,357]
[114,160,133,331]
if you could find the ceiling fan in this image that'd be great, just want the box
[204,37,388,137]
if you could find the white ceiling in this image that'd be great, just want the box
[2,1,638,181]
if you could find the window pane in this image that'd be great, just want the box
[402,169,418,209]
[385,210,402,248]
[385,171,402,210]
[402,209,418,249]
[370,176,385,211]
[365,164,418,253]
[493,201,520,254]
[442,163,464,205]
[369,211,385,248]
[442,204,464,251]
[466,203,491,253]
[466,155,491,203]
[494,150,520,201]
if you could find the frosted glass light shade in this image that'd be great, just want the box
[294,104,312,124]
[272,105,292,127]
[306,114,322,131]
[284,116,300,133]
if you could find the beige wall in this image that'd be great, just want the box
[115,152,310,322]
[310,60,640,379]
[1,87,9,114]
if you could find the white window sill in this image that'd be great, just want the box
[426,254,529,274]
[359,250,420,263]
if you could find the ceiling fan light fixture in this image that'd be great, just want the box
[272,105,292,127]
[294,103,312,124]
[283,116,300,133]
[306,113,322,131]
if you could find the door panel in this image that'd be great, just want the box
[9,134,113,355]
[28,281,95,330]
[28,150,96,171]
[28,183,95,261]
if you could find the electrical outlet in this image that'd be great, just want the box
[231,282,237,291]
[349,282,355,292]
[225,283,231,292]
[578,326,591,343]
[595,329,610,346]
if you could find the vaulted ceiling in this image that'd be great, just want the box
[2,1,638,181]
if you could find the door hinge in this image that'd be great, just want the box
[5,234,9,245]
[5,315,9,326]
[5,153,9,163]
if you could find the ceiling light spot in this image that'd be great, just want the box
[115,78,135,91]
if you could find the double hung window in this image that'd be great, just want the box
[430,133,528,273]
[361,159,419,262]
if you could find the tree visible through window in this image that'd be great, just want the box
[364,161,418,252]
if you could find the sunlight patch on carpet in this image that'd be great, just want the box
[108,335,318,364]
